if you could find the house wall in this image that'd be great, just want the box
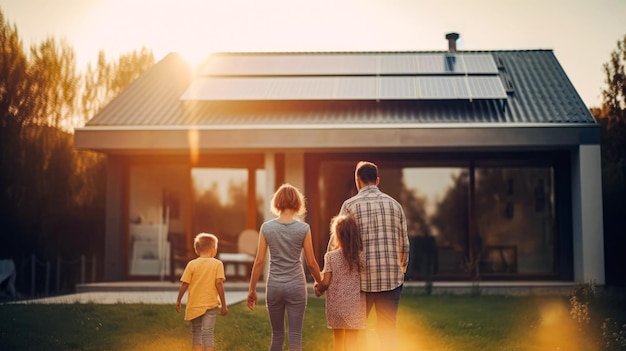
[572,145,605,284]
[103,156,125,281]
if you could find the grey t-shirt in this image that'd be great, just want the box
[261,218,309,285]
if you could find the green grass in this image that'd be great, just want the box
[1,293,624,351]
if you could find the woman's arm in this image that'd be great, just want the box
[303,229,322,283]
[317,271,331,293]
[247,231,268,311]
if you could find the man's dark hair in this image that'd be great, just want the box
[356,161,378,183]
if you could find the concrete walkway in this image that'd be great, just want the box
[5,280,577,305]
[9,290,250,305]
[7,281,255,305]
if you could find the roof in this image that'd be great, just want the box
[76,50,599,154]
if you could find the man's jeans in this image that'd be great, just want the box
[365,284,403,350]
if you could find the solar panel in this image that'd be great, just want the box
[200,53,500,76]
[180,76,507,101]
[461,55,499,74]
[379,77,418,99]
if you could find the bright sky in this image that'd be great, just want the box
[2,0,625,108]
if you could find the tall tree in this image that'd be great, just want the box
[28,38,79,129]
[0,10,38,258]
[593,34,626,286]
[81,48,154,123]
[1,7,156,292]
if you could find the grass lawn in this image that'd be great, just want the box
[1,292,624,351]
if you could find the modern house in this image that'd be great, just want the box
[74,34,604,286]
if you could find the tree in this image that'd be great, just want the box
[593,34,626,286]
[0,10,37,259]
[81,48,154,124]
[1,7,156,293]
[28,38,79,129]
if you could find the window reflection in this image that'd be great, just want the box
[402,168,469,279]
[128,164,187,278]
[316,159,557,280]
[475,167,555,274]
[191,168,248,253]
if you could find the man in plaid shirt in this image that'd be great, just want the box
[338,161,409,350]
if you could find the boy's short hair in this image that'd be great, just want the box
[194,233,218,252]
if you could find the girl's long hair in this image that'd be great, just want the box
[331,215,362,272]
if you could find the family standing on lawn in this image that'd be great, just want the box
[177,161,410,351]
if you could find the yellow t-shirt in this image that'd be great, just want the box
[180,257,225,320]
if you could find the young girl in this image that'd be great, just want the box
[316,214,366,351]
[247,183,323,351]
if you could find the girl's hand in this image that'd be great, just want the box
[247,290,257,311]
[175,301,182,313]
[220,305,228,316]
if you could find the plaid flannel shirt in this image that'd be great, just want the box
[339,185,409,292]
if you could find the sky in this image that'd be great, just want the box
[1,0,625,108]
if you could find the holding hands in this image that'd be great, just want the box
[314,274,328,297]
[314,282,324,297]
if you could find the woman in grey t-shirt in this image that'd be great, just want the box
[247,183,322,351]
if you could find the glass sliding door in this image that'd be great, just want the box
[474,166,556,276]
[312,153,562,281]
[402,167,470,279]
[192,168,249,253]
[128,163,187,279]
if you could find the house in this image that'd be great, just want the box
[74,34,604,285]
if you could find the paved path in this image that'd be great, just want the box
[8,290,249,305]
[4,281,257,305]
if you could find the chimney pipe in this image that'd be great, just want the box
[445,32,460,53]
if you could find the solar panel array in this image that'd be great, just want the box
[181,76,507,101]
[200,53,499,76]
[183,53,507,101]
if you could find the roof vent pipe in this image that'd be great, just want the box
[445,32,460,53]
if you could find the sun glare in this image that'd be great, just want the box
[187,128,199,165]
[530,300,592,351]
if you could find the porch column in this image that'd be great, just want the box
[264,152,276,222]
[284,152,305,192]
[572,144,605,284]
[104,156,125,281]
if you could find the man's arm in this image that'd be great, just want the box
[399,208,410,273]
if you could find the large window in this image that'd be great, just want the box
[474,165,555,276]
[128,164,187,278]
[192,168,265,253]
[403,167,469,278]
[312,153,561,281]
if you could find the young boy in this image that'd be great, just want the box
[176,233,228,351]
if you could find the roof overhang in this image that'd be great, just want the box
[74,123,600,155]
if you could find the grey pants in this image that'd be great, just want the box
[266,281,308,351]
[191,307,217,348]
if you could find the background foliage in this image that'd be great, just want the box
[591,35,626,286]
[0,9,154,294]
